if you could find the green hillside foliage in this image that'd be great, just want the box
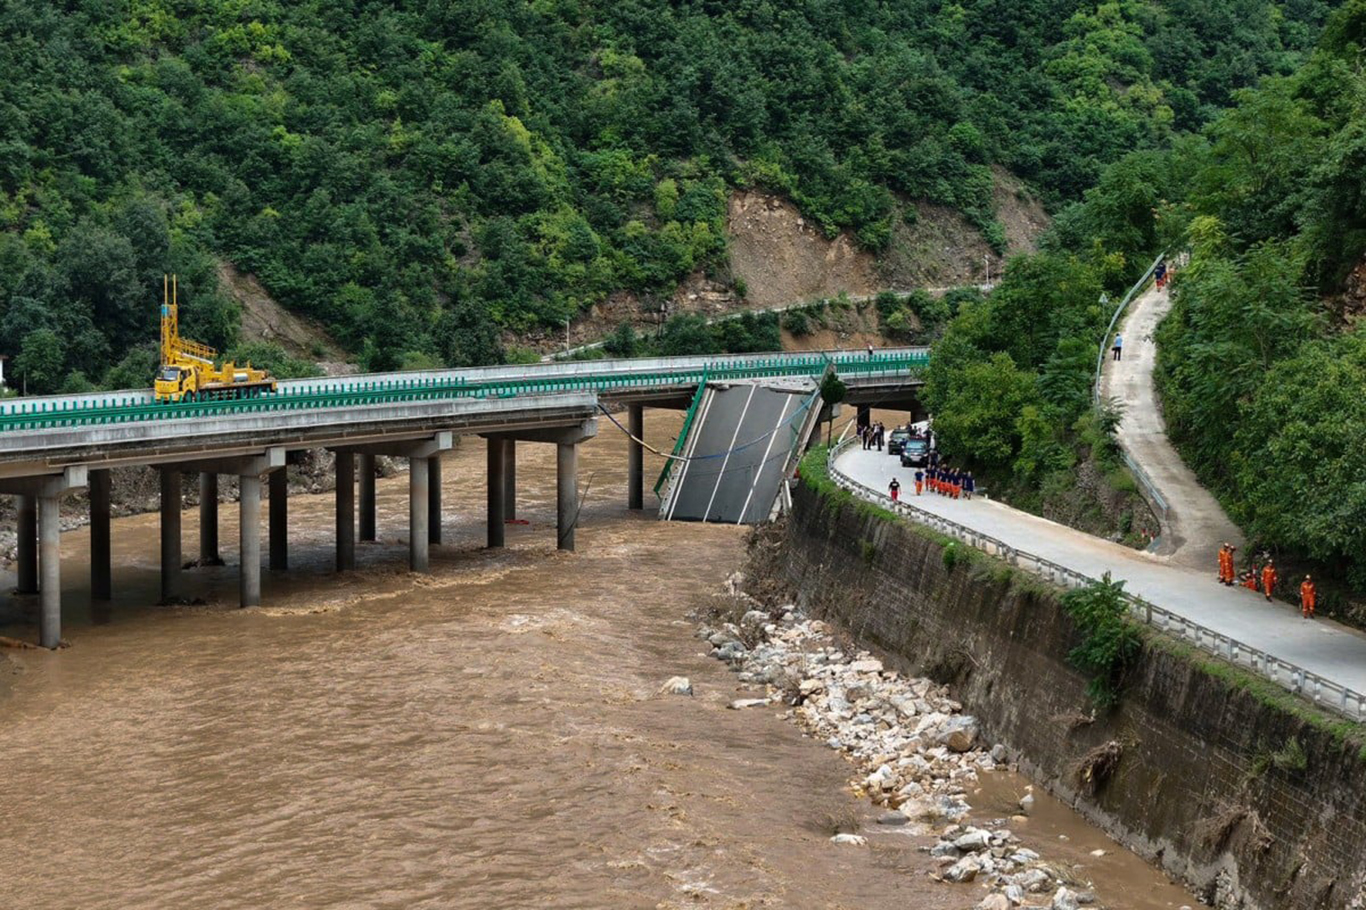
[926,0,1366,592]
[0,0,1335,391]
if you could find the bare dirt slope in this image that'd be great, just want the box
[217,261,355,374]
[726,191,879,308]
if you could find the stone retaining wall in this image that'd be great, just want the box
[778,482,1366,910]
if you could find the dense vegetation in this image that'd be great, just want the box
[0,0,1336,392]
[925,0,1366,600]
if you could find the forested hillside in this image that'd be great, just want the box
[0,0,1335,392]
[924,0,1366,606]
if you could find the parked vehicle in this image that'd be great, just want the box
[887,428,912,455]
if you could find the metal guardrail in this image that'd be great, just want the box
[0,349,928,435]
[826,439,1366,722]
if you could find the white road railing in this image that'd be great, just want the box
[826,438,1366,722]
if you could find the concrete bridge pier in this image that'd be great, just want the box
[487,438,506,549]
[427,455,441,546]
[335,450,355,571]
[240,474,262,608]
[269,469,288,571]
[335,435,450,572]
[160,468,182,603]
[628,404,644,510]
[16,494,37,594]
[358,453,376,542]
[503,440,517,521]
[2,468,88,647]
[410,457,429,572]
[199,473,219,565]
[484,420,596,552]
[90,469,111,601]
[557,442,578,551]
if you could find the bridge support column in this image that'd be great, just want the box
[628,404,644,510]
[160,468,181,603]
[240,474,261,607]
[427,455,442,546]
[336,451,355,571]
[410,457,430,572]
[39,494,61,648]
[199,473,220,565]
[358,454,376,542]
[503,440,517,521]
[269,469,288,571]
[16,494,37,594]
[90,469,111,601]
[557,442,578,552]
[487,439,505,549]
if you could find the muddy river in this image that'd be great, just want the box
[0,411,1198,908]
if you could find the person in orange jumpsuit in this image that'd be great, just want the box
[1261,560,1278,602]
[1217,544,1230,585]
[913,468,924,496]
[1299,575,1316,619]
[1241,571,1258,591]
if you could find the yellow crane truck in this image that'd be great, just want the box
[154,274,276,402]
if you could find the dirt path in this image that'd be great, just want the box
[1099,284,1244,571]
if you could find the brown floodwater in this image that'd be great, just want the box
[0,410,1198,909]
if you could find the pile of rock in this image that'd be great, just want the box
[697,580,1097,909]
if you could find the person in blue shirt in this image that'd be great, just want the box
[1112,333,1123,361]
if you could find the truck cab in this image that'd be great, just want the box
[155,366,189,402]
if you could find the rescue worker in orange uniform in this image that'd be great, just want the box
[1299,575,1316,619]
[1217,543,1230,585]
[1261,560,1278,602]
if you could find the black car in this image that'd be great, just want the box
[887,429,912,455]
[899,437,930,467]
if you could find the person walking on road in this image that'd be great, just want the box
[914,468,924,496]
[964,471,975,500]
[1218,543,1233,585]
[1262,560,1278,602]
[888,477,900,502]
[1155,260,1167,290]
[875,422,885,452]
[1300,575,1316,618]
[1111,333,1123,361]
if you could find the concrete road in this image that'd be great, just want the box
[1099,284,1245,570]
[838,445,1366,698]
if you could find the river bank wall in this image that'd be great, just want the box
[768,478,1366,910]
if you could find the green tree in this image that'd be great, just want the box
[15,329,65,394]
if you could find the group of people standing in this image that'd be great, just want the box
[888,458,975,501]
[1217,542,1316,618]
[860,422,886,451]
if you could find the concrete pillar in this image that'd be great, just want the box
[16,494,37,594]
[335,451,355,571]
[487,438,505,549]
[557,442,578,552]
[503,439,517,521]
[628,404,644,510]
[410,456,430,572]
[269,469,288,571]
[358,453,376,542]
[160,469,181,603]
[38,494,60,648]
[90,469,111,601]
[427,455,442,545]
[199,473,219,564]
[239,474,261,608]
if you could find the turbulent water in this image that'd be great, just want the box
[0,412,1195,908]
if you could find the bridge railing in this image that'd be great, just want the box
[826,439,1366,722]
[0,349,927,435]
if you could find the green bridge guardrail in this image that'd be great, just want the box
[0,351,928,435]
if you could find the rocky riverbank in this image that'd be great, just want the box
[696,572,1115,910]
